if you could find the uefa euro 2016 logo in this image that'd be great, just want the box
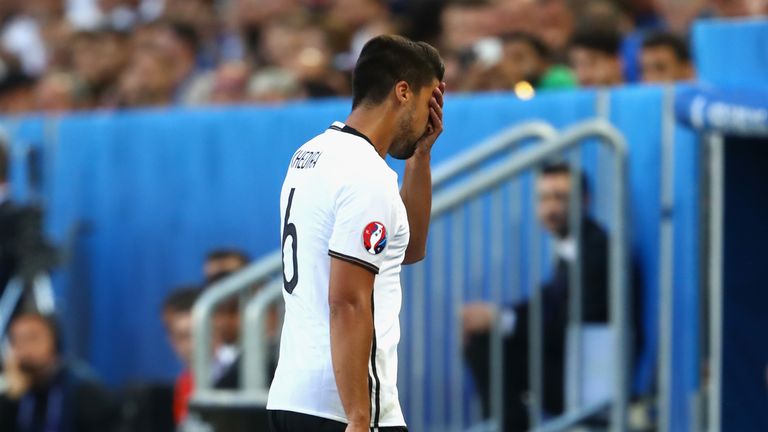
[363,222,387,255]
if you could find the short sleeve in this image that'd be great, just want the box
[328,176,396,274]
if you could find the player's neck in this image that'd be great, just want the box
[344,106,397,159]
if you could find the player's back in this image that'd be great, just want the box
[268,122,408,426]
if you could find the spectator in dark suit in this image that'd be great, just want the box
[203,249,249,390]
[0,312,117,432]
[203,249,281,389]
[462,163,609,431]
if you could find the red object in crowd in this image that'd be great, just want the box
[174,369,194,425]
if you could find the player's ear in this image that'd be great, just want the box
[394,81,410,105]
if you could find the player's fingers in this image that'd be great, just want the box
[430,107,442,132]
[429,97,440,119]
[430,97,443,119]
[433,86,444,108]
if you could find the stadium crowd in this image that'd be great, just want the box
[0,0,764,114]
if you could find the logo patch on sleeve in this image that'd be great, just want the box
[362,222,387,255]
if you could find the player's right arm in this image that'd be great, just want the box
[326,167,393,431]
[329,257,374,431]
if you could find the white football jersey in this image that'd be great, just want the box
[267,121,410,428]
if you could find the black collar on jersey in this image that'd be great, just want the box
[328,122,376,150]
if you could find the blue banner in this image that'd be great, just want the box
[676,86,768,135]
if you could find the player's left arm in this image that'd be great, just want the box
[401,82,445,264]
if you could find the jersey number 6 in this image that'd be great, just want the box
[282,188,299,293]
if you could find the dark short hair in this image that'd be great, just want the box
[0,136,7,183]
[352,35,445,109]
[642,31,691,62]
[0,71,35,98]
[158,20,200,54]
[569,28,622,56]
[501,32,551,61]
[205,249,250,265]
[539,162,590,196]
[10,312,64,354]
[162,286,201,314]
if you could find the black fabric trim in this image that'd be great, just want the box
[328,250,380,274]
[368,373,374,424]
[328,123,376,149]
[370,292,381,428]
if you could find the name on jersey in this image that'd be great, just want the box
[290,150,323,170]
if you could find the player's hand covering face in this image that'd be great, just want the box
[413,81,446,156]
[389,81,445,160]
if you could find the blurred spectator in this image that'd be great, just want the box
[0,72,36,115]
[70,30,129,105]
[568,28,624,87]
[0,312,117,432]
[460,32,577,93]
[210,292,241,388]
[256,15,347,98]
[112,19,209,107]
[248,67,303,103]
[440,0,497,55]
[203,250,249,389]
[462,163,609,431]
[501,33,577,90]
[228,0,301,62]
[438,0,494,88]
[293,22,348,97]
[161,286,200,426]
[148,20,210,105]
[115,48,175,107]
[203,249,249,282]
[0,0,717,112]
[206,61,252,104]
[574,0,635,34]
[0,2,49,77]
[574,0,649,83]
[533,0,576,58]
[203,248,280,385]
[639,31,695,83]
[162,0,221,68]
[34,71,89,112]
[330,0,397,71]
